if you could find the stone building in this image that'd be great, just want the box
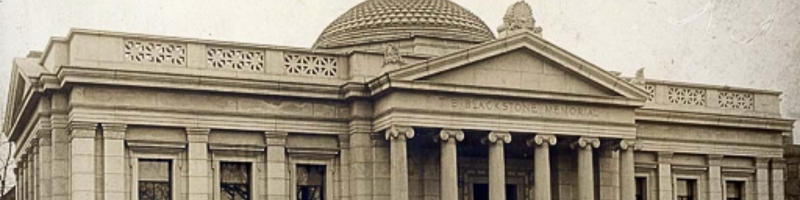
[3,0,795,200]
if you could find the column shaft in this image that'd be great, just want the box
[574,137,599,200]
[69,122,97,200]
[620,148,635,200]
[439,129,463,200]
[487,131,511,200]
[391,137,409,200]
[535,144,550,200]
[386,126,414,200]
[529,134,556,200]
[490,142,506,200]
[578,146,593,200]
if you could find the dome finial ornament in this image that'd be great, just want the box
[498,1,543,38]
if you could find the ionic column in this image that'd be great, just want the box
[386,125,415,200]
[707,155,723,200]
[772,158,786,200]
[527,134,556,200]
[619,140,640,200]
[439,129,464,200]
[657,152,673,200]
[485,131,512,200]
[756,158,770,200]
[187,127,211,200]
[68,122,98,200]
[102,124,127,200]
[572,137,600,200]
[265,132,289,200]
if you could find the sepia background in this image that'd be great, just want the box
[0,0,798,144]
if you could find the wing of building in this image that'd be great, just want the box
[3,1,795,200]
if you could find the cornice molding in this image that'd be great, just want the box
[636,108,794,131]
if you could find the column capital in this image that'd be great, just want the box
[485,131,512,144]
[67,121,97,138]
[386,125,415,140]
[571,137,600,149]
[439,129,465,142]
[186,127,211,135]
[772,157,786,169]
[619,139,642,151]
[265,131,288,146]
[527,134,557,146]
[186,127,210,143]
[707,154,723,166]
[756,157,770,169]
[101,123,127,139]
[657,151,674,164]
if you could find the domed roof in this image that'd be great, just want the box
[313,0,496,49]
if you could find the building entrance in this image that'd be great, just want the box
[472,184,517,200]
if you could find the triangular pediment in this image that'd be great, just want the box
[387,32,649,100]
[422,49,616,96]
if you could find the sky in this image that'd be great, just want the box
[0,0,798,143]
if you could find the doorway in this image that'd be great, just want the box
[472,184,517,200]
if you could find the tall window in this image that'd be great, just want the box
[726,181,744,200]
[635,178,647,200]
[676,179,696,200]
[139,159,172,200]
[221,162,251,200]
[297,165,326,200]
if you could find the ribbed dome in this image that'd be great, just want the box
[313,0,496,49]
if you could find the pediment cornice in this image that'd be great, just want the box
[379,32,650,101]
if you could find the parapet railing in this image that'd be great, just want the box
[641,80,781,115]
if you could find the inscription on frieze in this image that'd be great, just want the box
[439,96,601,118]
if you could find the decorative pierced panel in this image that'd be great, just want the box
[667,87,706,106]
[284,54,338,77]
[124,39,186,66]
[206,47,264,71]
[644,84,656,102]
[718,91,754,110]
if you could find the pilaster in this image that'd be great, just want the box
[50,112,69,200]
[707,155,723,200]
[68,122,98,200]
[771,158,786,200]
[598,142,619,200]
[37,127,52,200]
[756,157,770,200]
[657,152,674,200]
[101,123,126,200]
[186,127,210,200]
[265,131,289,200]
